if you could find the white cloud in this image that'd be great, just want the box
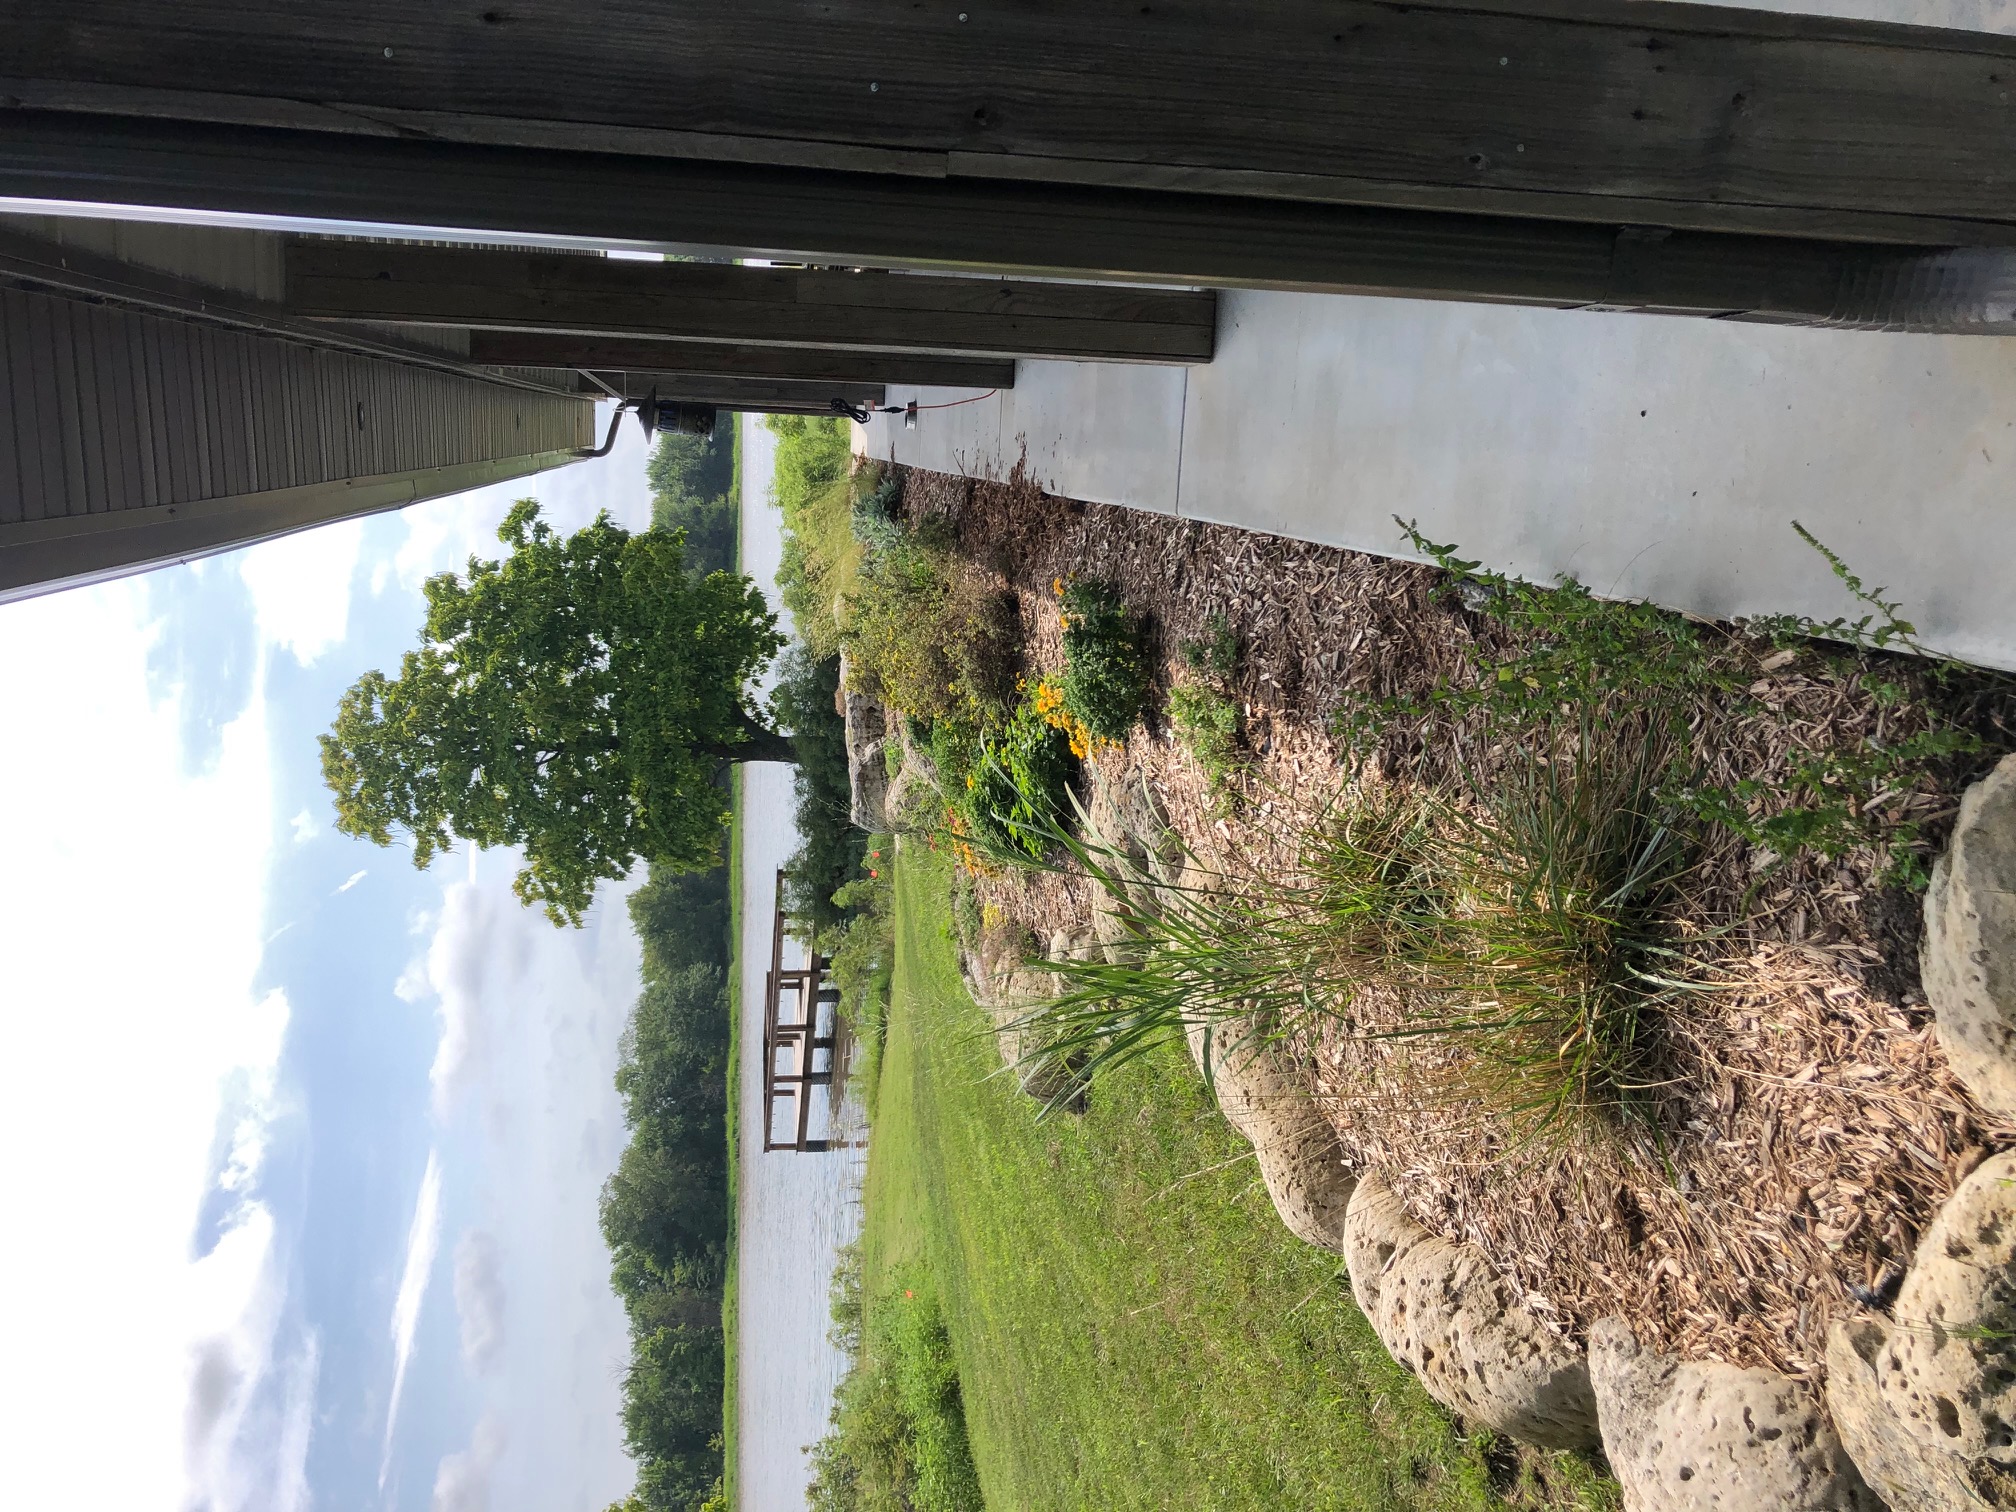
[395,882,530,1118]
[380,1150,445,1489]
[0,580,285,1512]
[271,1333,322,1512]
[453,1231,508,1374]
[336,869,368,895]
[236,517,367,665]
[290,808,321,845]
[427,859,644,1512]
[390,409,655,597]
[432,1416,508,1512]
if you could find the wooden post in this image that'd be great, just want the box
[553,372,888,413]
[9,111,2016,333]
[283,241,1216,363]
[470,333,1012,390]
[14,0,2016,246]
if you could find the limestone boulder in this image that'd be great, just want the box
[1185,1017,1355,1254]
[1828,1317,2013,1509]
[956,921,1083,1109]
[1924,753,2016,1118]
[881,747,938,834]
[1874,1151,2016,1467]
[1090,884,1148,965]
[1590,1318,1879,1511]
[1343,1175,1599,1448]
[841,684,892,832]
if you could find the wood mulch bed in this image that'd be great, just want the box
[892,459,2016,1380]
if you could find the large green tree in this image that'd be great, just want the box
[320,500,789,924]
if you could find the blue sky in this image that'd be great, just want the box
[0,408,660,1512]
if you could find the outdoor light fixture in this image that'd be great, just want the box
[634,389,718,437]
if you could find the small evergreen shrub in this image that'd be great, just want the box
[1056,578,1151,744]
[1181,612,1239,684]
[1168,682,1242,798]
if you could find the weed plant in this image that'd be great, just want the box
[807,1266,984,1512]
[1170,614,1245,802]
[1057,578,1152,743]
[844,518,1015,727]
[1182,611,1240,684]
[1169,683,1243,799]
[1338,520,2002,885]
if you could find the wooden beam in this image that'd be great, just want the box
[284,241,1215,363]
[544,371,888,410]
[469,332,1012,389]
[10,113,2016,333]
[11,0,2016,247]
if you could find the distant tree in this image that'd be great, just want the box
[647,418,734,507]
[627,865,733,980]
[771,646,868,937]
[600,1135,728,1273]
[616,965,730,1135]
[623,1325,727,1508]
[320,501,791,925]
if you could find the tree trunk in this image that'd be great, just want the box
[701,711,796,766]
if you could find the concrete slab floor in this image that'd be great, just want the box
[863,0,2016,673]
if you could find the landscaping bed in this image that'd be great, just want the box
[885,460,2016,1383]
[828,851,1615,1511]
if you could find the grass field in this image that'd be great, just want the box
[854,847,1619,1512]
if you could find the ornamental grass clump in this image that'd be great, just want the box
[1016,733,1701,1142]
[1056,578,1152,744]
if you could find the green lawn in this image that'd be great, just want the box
[857,848,1619,1512]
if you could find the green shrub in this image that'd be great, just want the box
[1168,682,1242,799]
[1057,579,1151,743]
[844,531,1016,726]
[808,1270,984,1512]
[775,477,862,661]
[820,849,897,1118]
[771,646,868,938]
[941,693,1079,864]
[766,414,852,516]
